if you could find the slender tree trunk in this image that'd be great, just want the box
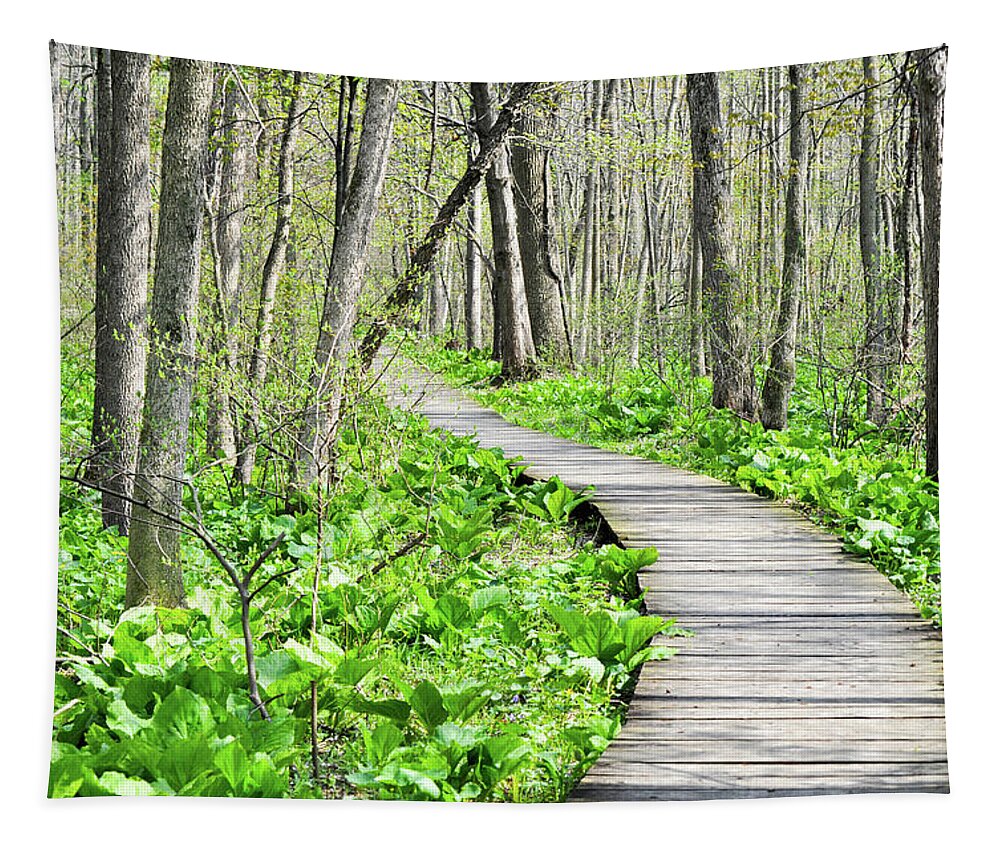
[206,73,251,463]
[860,56,886,424]
[296,78,400,487]
[88,50,151,534]
[471,82,536,380]
[511,107,571,363]
[687,72,757,417]
[762,64,809,430]
[917,46,946,482]
[335,76,360,238]
[465,169,483,350]
[429,239,450,335]
[687,229,706,377]
[126,59,214,609]
[899,83,919,360]
[236,73,305,485]
[628,231,650,368]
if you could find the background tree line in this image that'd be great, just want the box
[52,45,945,608]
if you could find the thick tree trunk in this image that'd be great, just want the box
[511,107,571,363]
[917,46,946,482]
[761,64,809,431]
[471,83,536,380]
[687,72,757,417]
[88,50,150,534]
[860,56,886,424]
[236,73,305,486]
[296,78,400,487]
[126,59,214,608]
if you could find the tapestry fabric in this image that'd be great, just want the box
[50,43,947,801]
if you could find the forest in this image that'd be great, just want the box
[51,42,945,800]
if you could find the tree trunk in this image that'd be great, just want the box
[511,107,571,363]
[296,78,400,487]
[236,72,305,485]
[126,59,214,608]
[471,82,536,380]
[898,80,919,361]
[687,72,756,417]
[464,169,483,349]
[761,64,809,431]
[687,229,706,377]
[88,50,150,534]
[429,239,451,336]
[860,56,886,424]
[917,46,946,482]
[206,72,251,463]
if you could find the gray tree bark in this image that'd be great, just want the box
[687,230,706,377]
[88,50,150,534]
[917,46,946,482]
[126,58,214,608]
[465,169,484,350]
[897,85,919,360]
[472,82,536,380]
[687,72,757,417]
[860,56,886,424]
[296,78,400,486]
[206,72,252,463]
[762,64,809,431]
[236,72,305,485]
[511,106,571,363]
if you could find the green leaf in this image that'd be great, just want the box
[214,739,249,793]
[434,722,479,750]
[620,615,668,660]
[545,604,586,639]
[574,611,626,663]
[441,683,490,723]
[106,698,152,738]
[333,657,377,687]
[364,722,404,766]
[410,681,448,730]
[353,698,412,726]
[152,687,213,740]
[157,735,216,792]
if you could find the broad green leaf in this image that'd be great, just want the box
[152,687,213,740]
[214,739,249,793]
[410,681,448,730]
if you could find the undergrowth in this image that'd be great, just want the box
[54,392,677,800]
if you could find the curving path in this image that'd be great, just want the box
[380,355,949,800]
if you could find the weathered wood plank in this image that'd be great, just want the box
[615,717,946,740]
[593,739,949,763]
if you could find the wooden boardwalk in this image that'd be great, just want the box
[381,356,949,800]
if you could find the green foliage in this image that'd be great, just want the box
[55,383,672,801]
[50,606,304,798]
